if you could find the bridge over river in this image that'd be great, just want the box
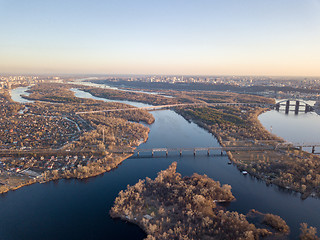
[111,142,320,157]
[275,100,314,114]
[75,102,275,115]
[75,100,314,115]
[1,142,320,157]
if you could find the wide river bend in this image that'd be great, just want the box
[0,87,319,239]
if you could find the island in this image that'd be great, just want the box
[110,162,292,239]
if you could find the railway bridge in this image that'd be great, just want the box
[275,100,314,114]
[1,142,320,157]
[75,102,274,115]
[111,142,320,157]
[75,100,314,115]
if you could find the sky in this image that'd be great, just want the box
[0,0,320,76]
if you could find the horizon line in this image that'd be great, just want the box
[1,72,320,79]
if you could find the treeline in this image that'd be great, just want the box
[179,106,245,126]
[182,89,275,105]
[177,106,275,141]
[80,83,275,107]
[77,86,183,106]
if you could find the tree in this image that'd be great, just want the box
[300,223,319,240]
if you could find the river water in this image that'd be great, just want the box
[259,110,320,145]
[9,86,33,103]
[1,88,319,239]
[69,80,173,98]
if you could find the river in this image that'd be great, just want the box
[1,88,319,239]
[9,86,33,103]
[259,109,320,145]
[69,79,173,98]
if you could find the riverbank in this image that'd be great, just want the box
[176,105,320,199]
[0,136,148,195]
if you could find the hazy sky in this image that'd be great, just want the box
[1,0,320,76]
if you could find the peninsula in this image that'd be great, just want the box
[0,83,154,194]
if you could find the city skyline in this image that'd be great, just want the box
[1,0,320,76]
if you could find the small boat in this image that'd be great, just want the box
[242,171,248,175]
[227,161,232,165]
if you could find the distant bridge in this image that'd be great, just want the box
[75,102,274,115]
[75,103,205,114]
[75,100,314,115]
[275,100,314,114]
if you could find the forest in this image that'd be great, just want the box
[111,162,296,240]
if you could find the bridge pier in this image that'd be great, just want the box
[180,149,182,156]
[221,151,223,156]
[152,151,154,157]
[166,150,168,157]
[285,100,290,114]
[137,151,139,157]
[312,146,315,154]
[207,149,210,156]
[193,149,196,156]
[295,101,300,115]
[275,104,280,111]
[305,105,311,113]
